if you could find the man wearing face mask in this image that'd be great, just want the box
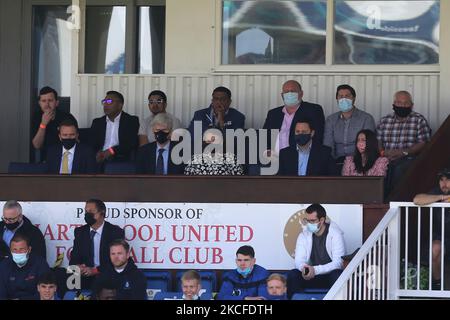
[69,199,124,289]
[0,200,46,263]
[324,85,376,170]
[46,120,97,174]
[0,234,50,300]
[136,113,185,175]
[377,91,432,192]
[263,80,325,154]
[287,204,345,299]
[216,245,269,300]
[278,119,337,176]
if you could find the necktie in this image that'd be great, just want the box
[155,149,165,174]
[61,150,70,174]
[88,230,96,267]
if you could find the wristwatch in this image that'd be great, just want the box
[402,150,409,156]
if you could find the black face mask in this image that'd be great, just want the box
[61,138,77,150]
[393,105,412,118]
[154,131,169,144]
[84,213,97,226]
[5,221,20,230]
[295,133,312,146]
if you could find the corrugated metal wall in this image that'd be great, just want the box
[72,73,442,132]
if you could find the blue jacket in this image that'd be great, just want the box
[216,264,269,300]
[188,106,246,137]
[0,254,50,300]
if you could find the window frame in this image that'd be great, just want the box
[213,0,440,73]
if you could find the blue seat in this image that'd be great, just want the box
[154,291,213,300]
[143,270,172,300]
[291,289,328,300]
[175,270,217,293]
[63,290,93,300]
[104,161,136,174]
[8,162,47,174]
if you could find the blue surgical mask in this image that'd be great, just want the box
[283,92,299,106]
[12,252,29,267]
[338,98,353,112]
[306,222,320,234]
[237,267,253,277]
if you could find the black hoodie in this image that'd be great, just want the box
[102,258,147,300]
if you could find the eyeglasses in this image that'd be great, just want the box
[101,99,116,105]
[2,215,21,223]
[148,99,165,104]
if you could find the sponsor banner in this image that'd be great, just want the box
[1,202,362,269]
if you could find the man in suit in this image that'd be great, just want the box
[188,86,245,141]
[69,199,124,289]
[31,86,78,162]
[90,91,139,165]
[278,119,337,176]
[0,200,46,263]
[46,119,96,174]
[263,80,325,154]
[136,113,185,175]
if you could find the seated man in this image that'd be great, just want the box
[35,271,59,300]
[188,86,245,139]
[69,199,125,289]
[324,84,376,168]
[263,273,288,300]
[377,90,432,191]
[263,80,325,154]
[0,234,50,300]
[46,119,97,174]
[287,204,345,299]
[181,270,202,300]
[102,239,147,300]
[93,276,118,300]
[216,245,269,300]
[278,119,337,176]
[90,91,140,165]
[31,86,78,162]
[0,200,46,263]
[138,90,182,146]
[136,113,185,175]
[413,168,450,289]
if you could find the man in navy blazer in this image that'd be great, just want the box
[136,113,185,174]
[278,119,337,176]
[46,120,96,174]
[263,80,325,153]
[89,91,139,163]
[69,199,124,288]
[188,86,245,140]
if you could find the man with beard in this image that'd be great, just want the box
[69,199,124,289]
[414,168,450,290]
[101,239,146,300]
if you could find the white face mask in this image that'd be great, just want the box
[12,252,29,267]
[283,92,300,106]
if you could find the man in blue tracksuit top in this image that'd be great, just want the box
[217,245,269,300]
[0,233,50,300]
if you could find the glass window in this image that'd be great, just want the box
[222,0,327,65]
[137,6,165,74]
[334,1,440,64]
[85,6,126,73]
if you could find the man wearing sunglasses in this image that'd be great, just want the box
[89,91,139,166]
[138,90,181,146]
[0,200,46,264]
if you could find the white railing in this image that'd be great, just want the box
[324,202,450,300]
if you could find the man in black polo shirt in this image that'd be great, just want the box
[414,168,450,289]
[31,86,77,162]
